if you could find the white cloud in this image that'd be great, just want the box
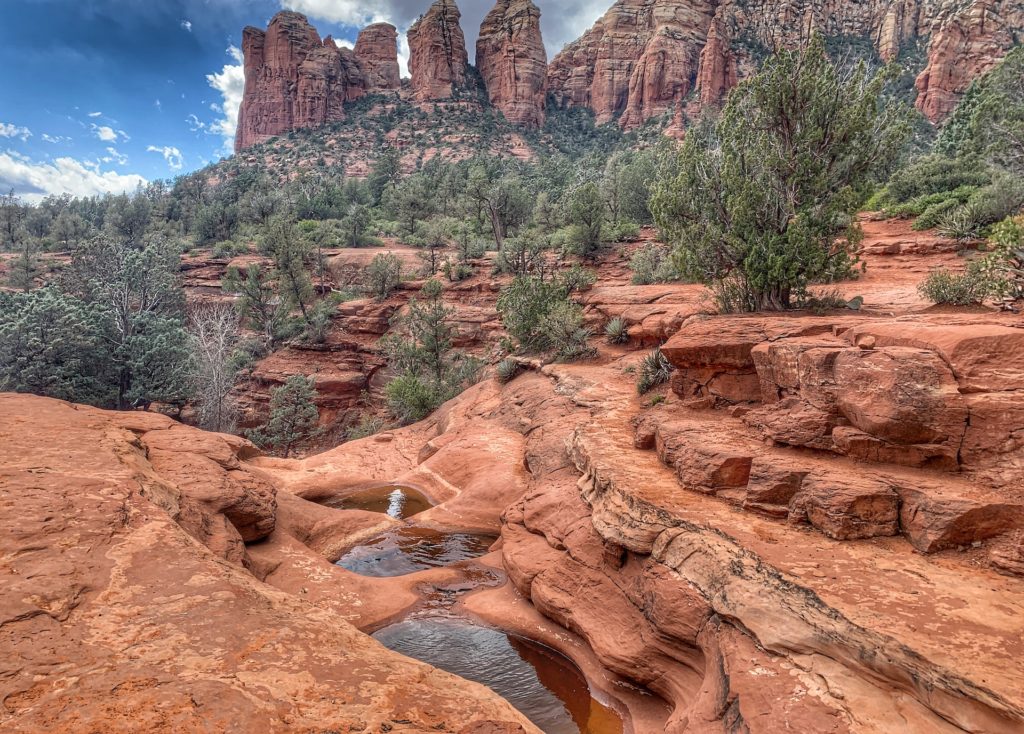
[147,145,184,170]
[0,150,146,203]
[92,124,119,142]
[41,134,70,144]
[88,111,103,118]
[205,45,245,154]
[155,99,162,110]
[102,147,129,166]
[181,19,193,32]
[0,123,32,142]
[186,113,207,132]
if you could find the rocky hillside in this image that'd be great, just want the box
[4,213,1023,732]
[234,0,1023,151]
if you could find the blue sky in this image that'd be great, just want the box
[0,0,608,202]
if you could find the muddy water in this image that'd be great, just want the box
[324,485,433,519]
[335,527,497,577]
[374,618,624,734]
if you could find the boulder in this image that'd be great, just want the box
[791,475,900,540]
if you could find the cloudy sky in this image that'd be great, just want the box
[0,0,608,203]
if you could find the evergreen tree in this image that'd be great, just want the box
[249,375,321,457]
[651,36,910,311]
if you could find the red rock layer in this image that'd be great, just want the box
[476,0,548,128]
[354,22,402,91]
[408,0,470,103]
[235,11,368,152]
[547,0,1024,129]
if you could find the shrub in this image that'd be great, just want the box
[973,215,1024,302]
[366,252,402,300]
[605,317,629,344]
[538,301,596,362]
[879,154,990,207]
[496,275,567,351]
[495,357,521,384]
[912,197,964,230]
[637,348,673,395]
[560,264,597,293]
[630,243,679,285]
[384,373,437,424]
[347,414,387,441]
[938,202,986,242]
[604,220,640,243]
[918,268,989,306]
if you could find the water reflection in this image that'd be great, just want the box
[335,527,497,577]
[324,485,433,519]
[374,618,623,734]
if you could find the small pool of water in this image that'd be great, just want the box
[374,619,623,734]
[324,485,433,519]
[335,527,498,577]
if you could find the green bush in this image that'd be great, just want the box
[366,253,402,300]
[637,348,674,395]
[496,275,567,351]
[605,317,629,344]
[918,268,989,305]
[938,202,987,242]
[630,243,679,285]
[560,264,597,293]
[604,220,640,243]
[537,301,596,362]
[912,197,964,230]
[972,216,1024,301]
[879,155,990,207]
[385,373,437,424]
[495,357,521,384]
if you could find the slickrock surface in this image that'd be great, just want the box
[0,394,539,734]
[547,0,1024,128]
[409,0,470,103]
[476,0,548,128]
[235,11,367,152]
[354,22,402,91]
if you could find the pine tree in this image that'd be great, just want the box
[249,375,321,457]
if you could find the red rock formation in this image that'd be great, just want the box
[476,0,548,128]
[547,0,1024,128]
[408,0,470,103]
[235,11,367,152]
[915,0,1024,121]
[354,22,402,91]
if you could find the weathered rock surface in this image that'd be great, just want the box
[409,0,470,103]
[235,11,367,151]
[0,393,541,733]
[476,0,547,128]
[547,0,1024,128]
[354,22,402,91]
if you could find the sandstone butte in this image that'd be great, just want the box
[4,217,1024,732]
[233,0,1024,150]
[476,0,548,128]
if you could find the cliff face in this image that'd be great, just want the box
[235,12,367,152]
[547,0,1024,128]
[408,0,471,102]
[476,0,548,128]
[234,0,1023,149]
[354,23,402,91]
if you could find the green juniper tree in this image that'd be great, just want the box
[248,375,321,457]
[382,279,481,424]
[651,36,911,312]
